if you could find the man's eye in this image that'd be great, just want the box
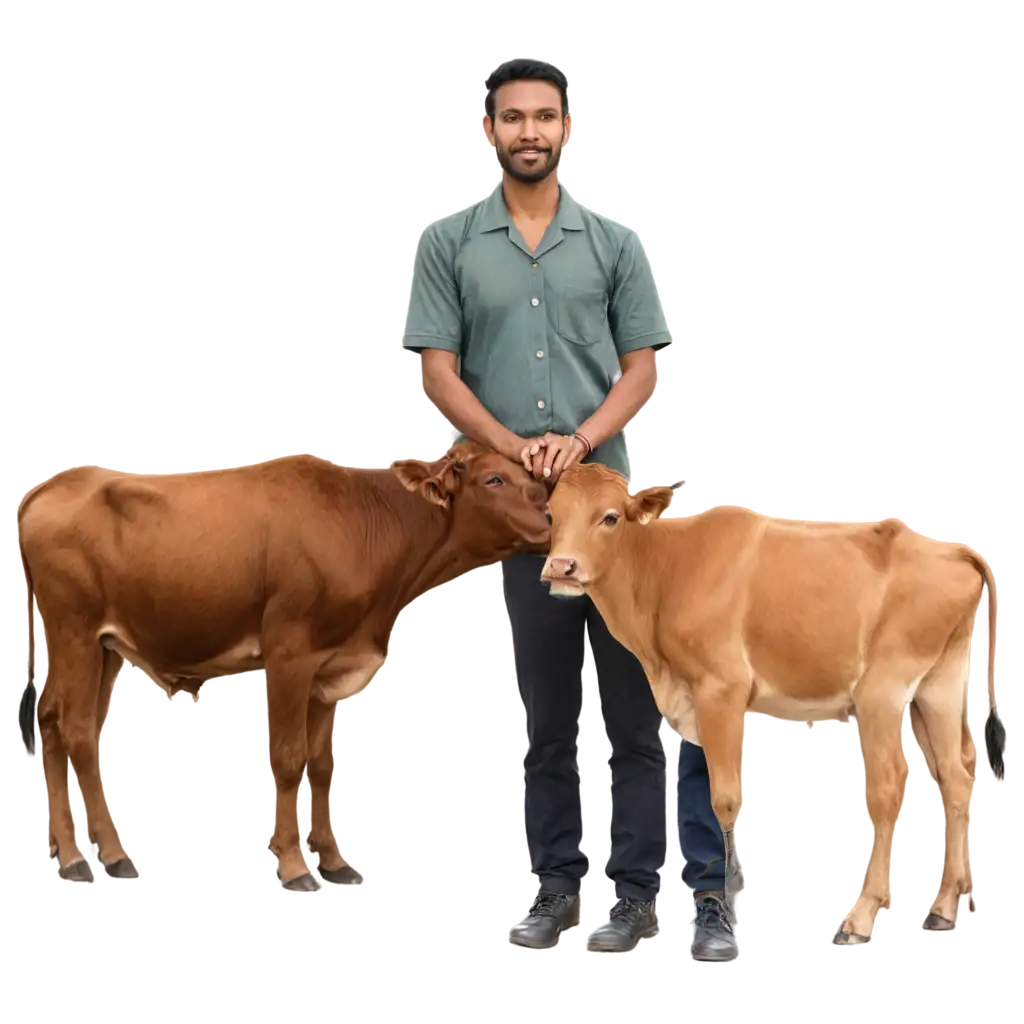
[487,475,504,486]
[602,513,619,527]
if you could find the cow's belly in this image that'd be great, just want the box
[650,672,859,745]
[748,675,857,722]
[99,625,263,700]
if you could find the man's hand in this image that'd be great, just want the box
[520,433,586,482]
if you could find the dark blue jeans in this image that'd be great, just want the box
[502,554,725,902]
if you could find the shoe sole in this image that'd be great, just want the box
[691,946,739,962]
[509,916,580,950]
[585,921,655,950]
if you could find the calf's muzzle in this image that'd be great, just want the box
[543,556,578,580]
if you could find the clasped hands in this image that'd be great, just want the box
[517,431,587,483]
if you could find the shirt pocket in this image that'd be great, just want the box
[557,286,610,346]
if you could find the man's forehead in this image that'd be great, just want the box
[495,79,562,112]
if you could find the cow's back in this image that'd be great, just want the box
[23,462,280,630]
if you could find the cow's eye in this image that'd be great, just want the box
[601,512,620,527]
[486,475,504,487]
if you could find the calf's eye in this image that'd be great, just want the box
[486,475,504,486]
[601,512,619,527]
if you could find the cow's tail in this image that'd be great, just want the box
[965,549,1004,779]
[905,548,999,778]
[19,542,37,755]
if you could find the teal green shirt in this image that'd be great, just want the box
[402,183,671,480]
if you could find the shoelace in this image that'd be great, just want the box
[694,895,733,933]
[610,897,649,919]
[529,892,569,918]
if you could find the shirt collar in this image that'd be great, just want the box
[478,182,585,234]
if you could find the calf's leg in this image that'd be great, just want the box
[835,690,907,943]
[692,680,747,901]
[912,648,976,929]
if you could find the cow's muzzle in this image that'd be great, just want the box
[541,555,587,588]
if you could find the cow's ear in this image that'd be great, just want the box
[391,459,432,492]
[390,458,458,509]
[625,485,677,525]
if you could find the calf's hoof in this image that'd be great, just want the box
[104,858,139,879]
[833,926,870,945]
[923,913,955,931]
[319,865,363,885]
[59,860,94,883]
[278,871,320,892]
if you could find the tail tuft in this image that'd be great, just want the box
[983,704,1007,774]
[15,675,40,757]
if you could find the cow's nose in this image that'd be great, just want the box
[544,507,552,524]
[549,556,577,578]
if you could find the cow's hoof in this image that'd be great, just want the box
[281,872,320,892]
[59,860,94,883]
[923,913,955,931]
[833,926,870,945]
[318,865,363,885]
[104,858,138,879]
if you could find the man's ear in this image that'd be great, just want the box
[625,483,680,525]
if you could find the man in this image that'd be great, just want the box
[401,58,738,961]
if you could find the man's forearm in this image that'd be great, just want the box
[577,353,657,449]
[421,354,522,459]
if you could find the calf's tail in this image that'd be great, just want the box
[966,549,1004,779]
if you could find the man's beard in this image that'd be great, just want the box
[495,139,562,183]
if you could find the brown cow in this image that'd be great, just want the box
[541,463,1006,944]
[18,441,550,889]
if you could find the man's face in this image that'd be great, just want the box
[484,79,570,184]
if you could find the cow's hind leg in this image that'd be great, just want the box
[38,658,90,880]
[835,685,907,944]
[57,640,134,876]
[266,653,318,891]
[912,642,975,930]
[94,649,135,876]
[306,697,362,884]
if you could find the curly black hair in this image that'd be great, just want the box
[479,56,577,120]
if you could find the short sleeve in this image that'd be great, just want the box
[608,231,672,355]
[402,223,463,354]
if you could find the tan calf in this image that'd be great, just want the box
[542,463,1006,944]
[18,442,550,889]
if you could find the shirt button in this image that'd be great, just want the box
[532,262,538,268]
[536,350,545,359]
[530,297,540,307]
[537,399,546,410]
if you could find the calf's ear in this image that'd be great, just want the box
[391,457,461,509]
[625,485,678,525]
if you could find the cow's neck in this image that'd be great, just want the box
[365,476,488,613]
[586,521,692,664]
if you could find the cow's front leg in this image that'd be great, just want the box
[306,696,362,884]
[266,653,318,891]
[692,678,747,902]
